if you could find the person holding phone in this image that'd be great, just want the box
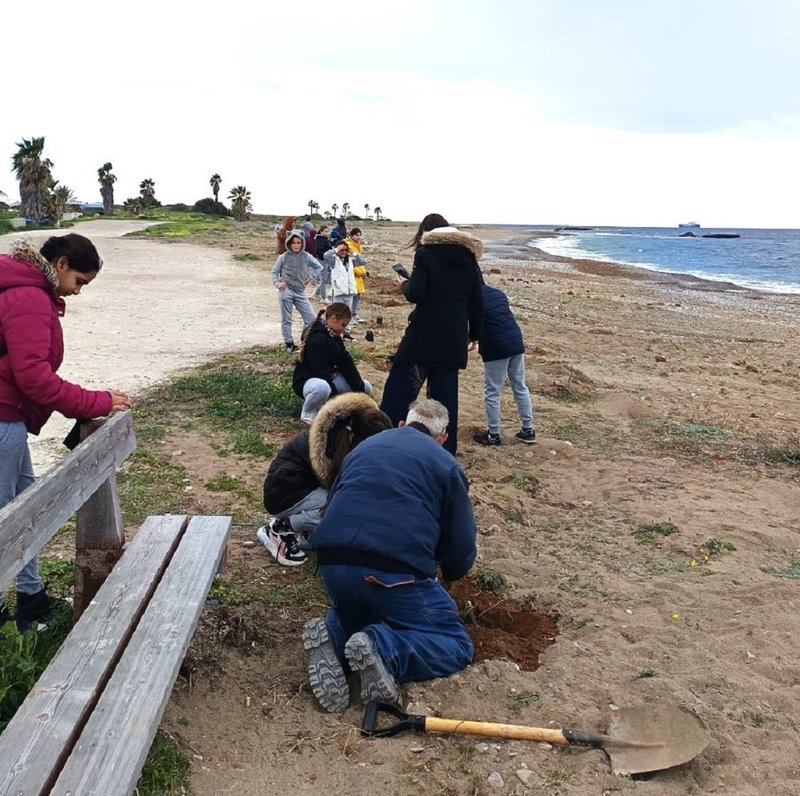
[380,213,484,456]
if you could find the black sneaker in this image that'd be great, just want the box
[473,431,501,446]
[285,342,299,352]
[515,428,536,444]
[256,518,307,566]
[15,587,64,632]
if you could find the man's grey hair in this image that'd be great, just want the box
[406,398,449,436]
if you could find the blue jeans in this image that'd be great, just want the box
[319,564,473,683]
[0,421,43,595]
[275,486,328,538]
[301,374,373,419]
[483,354,534,435]
[351,293,362,316]
[278,287,316,345]
[380,360,459,455]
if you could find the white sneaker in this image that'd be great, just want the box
[256,519,307,566]
[300,409,317,424]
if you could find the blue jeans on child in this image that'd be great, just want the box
[0,421,43,595]
[278,287,316,345]
[483,354,534,436]
[318,564,474,683]
[301,374,373,419]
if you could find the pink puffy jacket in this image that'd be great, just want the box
[0,253,112,434]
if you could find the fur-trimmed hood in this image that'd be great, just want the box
[308,392,383,487]
[420,226,483,260]
[4,239,59,291]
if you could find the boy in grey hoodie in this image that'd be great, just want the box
[272,231,322,351]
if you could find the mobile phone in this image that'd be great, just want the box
[392,263,411,280]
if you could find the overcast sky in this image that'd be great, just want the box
[2,0,799,227]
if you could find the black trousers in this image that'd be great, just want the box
[380,360,459,455]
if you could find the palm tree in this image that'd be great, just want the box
[229,185,252,222]
[97,162,117,216]
[342,202,350,220]
[364,203,370,220]
[312,201,320,216]
[373,206,382,221]
[52,184,76,227]
[11,137,54,222]
[307,199,316,216]
[210,173,221,203]
[123,197,143,214]
[331,203,338,218]
[139,178,156,209]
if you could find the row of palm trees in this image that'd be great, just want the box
[307,199,384,221]
[8,139,381,227]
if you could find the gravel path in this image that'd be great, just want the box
[1,221,281,469]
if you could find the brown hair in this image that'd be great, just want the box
[299,303,353,361]
[325,407,392,480]
[407,213,449,250]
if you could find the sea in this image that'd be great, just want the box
[514,226,800,295]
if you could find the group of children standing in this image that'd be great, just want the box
[273,217,368,353]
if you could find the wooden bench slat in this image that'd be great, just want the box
[51,516,232,796]
[0,412,136,592]
[0,514,188,796]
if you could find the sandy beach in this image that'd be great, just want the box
[7,220,800,794]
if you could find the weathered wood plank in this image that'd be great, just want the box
[0,411,135,592]
[0,515,187,796]
[52,516,231,796]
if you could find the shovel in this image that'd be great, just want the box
[362,701,708,776]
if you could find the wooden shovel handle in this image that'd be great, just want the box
[424,717,569,745]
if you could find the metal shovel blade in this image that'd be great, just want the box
[605,705,709,776]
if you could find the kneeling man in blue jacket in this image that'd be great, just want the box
[303,398,477,712]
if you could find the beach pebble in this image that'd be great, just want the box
[538,742,553,750]
[487,772,504,788]
[241,540,256,549]
[516,769,535,786]
[476,743,491,753]
[409,746,426,754]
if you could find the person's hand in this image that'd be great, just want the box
[467,340,478,352]
[275,280,286,290]
[396,275,408,285]
[109,390,132,412]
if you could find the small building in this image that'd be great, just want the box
[79,203,105,214]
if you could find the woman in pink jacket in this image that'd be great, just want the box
[0,234,131,631]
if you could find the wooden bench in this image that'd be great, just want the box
[0,412,231,795]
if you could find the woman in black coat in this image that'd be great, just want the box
[380,213,483,455]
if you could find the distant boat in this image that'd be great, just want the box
[678,221,700,228]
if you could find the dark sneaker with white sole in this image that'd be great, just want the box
[344,631,401,706]
[257,518,307,566]
[302,617,349,712]
[515,428,536,444]
[473,431,501,446]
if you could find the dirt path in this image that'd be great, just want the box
[1,221,282,469]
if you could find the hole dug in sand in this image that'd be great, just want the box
[448,577,558,670]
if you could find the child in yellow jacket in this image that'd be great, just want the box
[345,228,367,323]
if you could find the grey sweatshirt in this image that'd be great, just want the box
[271,231,321,291]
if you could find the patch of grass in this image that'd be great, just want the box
[232,252,262,262]
[136,729,191,796]
[760,445,800,466]
[703,538,737,556]
[741,709,769,728]
[38,559,76,596]
[558,573,607,598]
[634,668,659,679]
[209,570,328,608]
[472,567,509,594]
[634,521,677,545]
[117,448,191,525]
[126,212,234,238]
[514,691,541,706]
[762,558,800,580]
[0,606,72,732]
[166,370,300,421]
[504,509,525,525]
[205,473,241,492]
[231,429,276,458]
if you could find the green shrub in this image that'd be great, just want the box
[193,197,230,216]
